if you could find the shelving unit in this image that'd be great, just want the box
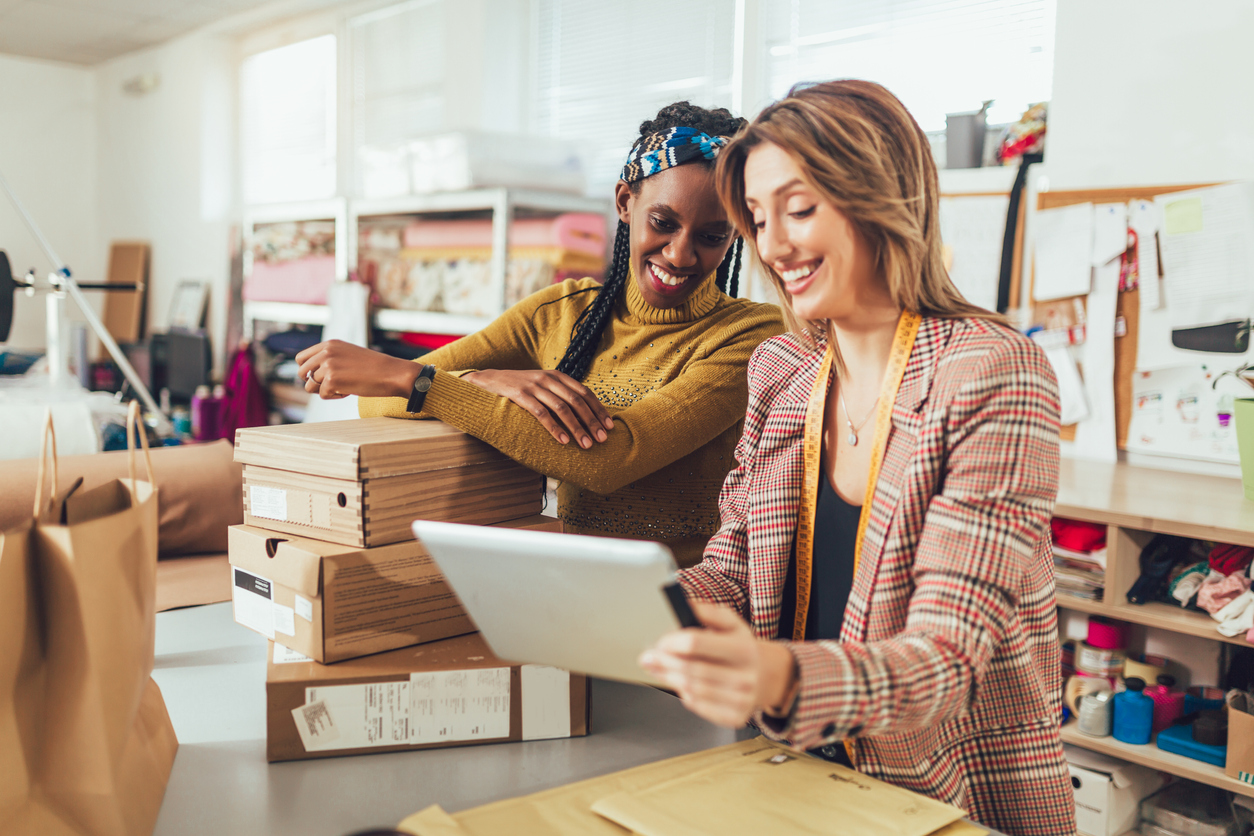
[351,187,611,335]
[1056,457,1254,795]
[241,198,348,340]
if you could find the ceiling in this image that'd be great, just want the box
[0,0,270,66]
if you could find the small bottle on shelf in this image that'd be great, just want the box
[1145,674,1184,733]
[1112,676,1154,744]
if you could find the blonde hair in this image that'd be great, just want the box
[716,80,1003,353]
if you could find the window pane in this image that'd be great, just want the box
[533,0,737,193]
[762,0,1056,131]
[240,34,338,205]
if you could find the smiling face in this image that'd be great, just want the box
[615,164,735,309]
[742,141,890,325]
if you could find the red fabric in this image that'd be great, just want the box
[398,332,461,350]
[679,317,1074,836]
[1209,542,1254,576]
[217,345,270,441]
[1051,517,1107,553]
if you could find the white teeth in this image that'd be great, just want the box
[781,265,816,283]
[650,264,688,287]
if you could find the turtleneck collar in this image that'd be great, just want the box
[621,264,723,325]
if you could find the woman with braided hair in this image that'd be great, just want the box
[296,102,784,567]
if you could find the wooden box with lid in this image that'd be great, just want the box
[234,418,544,548]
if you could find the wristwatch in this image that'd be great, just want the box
[406,364,437,413]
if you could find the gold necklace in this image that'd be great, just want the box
[837,385,879,447]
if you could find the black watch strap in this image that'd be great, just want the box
[406,364,437,413]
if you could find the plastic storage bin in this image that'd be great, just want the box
[1139,780,1238,836]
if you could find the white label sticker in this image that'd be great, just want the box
[232,568,275,639]
[250,485,288,521]
[274,603,296,636]
[300,683,412,751]
[274,644,312,664]
[295,595,314,622]
[521,665,571,741]
[410,667,511,745]
[292,700,339,750]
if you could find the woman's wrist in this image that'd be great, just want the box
[758,640,800,715]
[391,359,424,399]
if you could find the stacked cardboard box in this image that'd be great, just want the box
[230,417,587,760]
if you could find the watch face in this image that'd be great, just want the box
[415,376,433,393]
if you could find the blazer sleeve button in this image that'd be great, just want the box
[848,724,863,736]
[821,723,837,738]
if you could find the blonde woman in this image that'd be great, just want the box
[640,81,1073,836]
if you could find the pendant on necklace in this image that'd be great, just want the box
[847,432,858,446]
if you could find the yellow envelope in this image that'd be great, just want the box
[398,738,979,836]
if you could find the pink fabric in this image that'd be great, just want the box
[242,255,336,304]
[217,345,269,441]
[401,214,607,255]
[1198,571,1252,614]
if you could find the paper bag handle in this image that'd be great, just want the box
[33,408,58,517]
[125,400,157,489]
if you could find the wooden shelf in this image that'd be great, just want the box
[1060,721,1254,797]
[1057,458,1254,548]
[1057,594,1254,648]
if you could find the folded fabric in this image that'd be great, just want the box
[1169,561,1212,605]
[1198,571,1251,614]
[1051,518,1107,553]
[1215,589,1254,636]
[1210,543,1254,576]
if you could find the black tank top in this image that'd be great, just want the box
[778,474,861,641]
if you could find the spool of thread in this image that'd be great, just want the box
[1066,674,1110,714]
[1077,642,1127,680]
[1086,616,1128,650]
[1061,639,1077,679]
[1077,689,1114,737]
[1123,653,1168,684]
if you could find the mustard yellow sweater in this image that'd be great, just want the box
[359,274,784,567]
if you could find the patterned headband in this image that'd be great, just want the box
[620,126,729,183]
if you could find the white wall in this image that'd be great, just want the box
[94,33,236,376]
[0,53,99,351]
[1049,0,1254,189]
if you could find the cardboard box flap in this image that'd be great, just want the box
[228,524,327,598]
[267,631,504,684]
[234,418,509,480]
[1064,744,1147,789]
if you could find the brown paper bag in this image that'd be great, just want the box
[0,403,178,836]
[1226,690,1254,784]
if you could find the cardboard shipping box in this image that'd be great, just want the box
[235,418,544,547]
[267,632,589,762]
[230,515,562,663]
[1065,745,1167,836]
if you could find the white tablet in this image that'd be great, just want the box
[411,520,696,684]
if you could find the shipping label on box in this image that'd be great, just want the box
[267,632,589,762]
[229,515,562,662]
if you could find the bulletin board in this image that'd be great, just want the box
[1035,185,1217,447]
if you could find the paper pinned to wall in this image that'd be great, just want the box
[1092,203,1128,266]
[1157,182,1254,329]
[1129,199,1162,310]
[1034,202,1094,301]
[1043,345,1090,425]
[938,194,1009,311]
[1071,261,1119,462]
[1125,365,1244,464]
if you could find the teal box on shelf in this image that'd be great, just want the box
[1156,724,1227,767]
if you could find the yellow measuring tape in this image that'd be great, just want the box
[792,310,922,642]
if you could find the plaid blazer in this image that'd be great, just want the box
[680,316,1075,836]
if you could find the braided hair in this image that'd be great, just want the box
[553,102,749,381]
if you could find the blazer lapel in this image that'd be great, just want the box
[843,317,951,640]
